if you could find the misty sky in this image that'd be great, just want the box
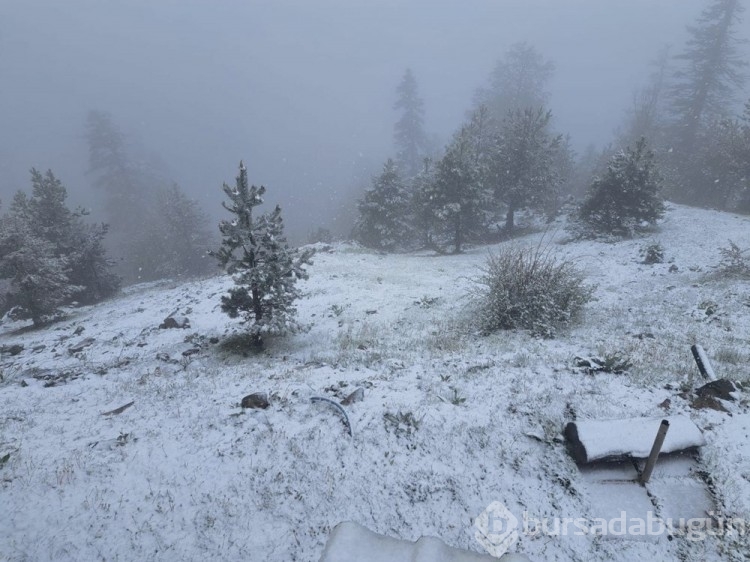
[0,0,729,238]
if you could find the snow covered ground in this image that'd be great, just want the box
[1,203,749,561]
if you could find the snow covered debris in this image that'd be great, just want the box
[565,416,706,464]
[319,521,502,562]
[1,205,749,561]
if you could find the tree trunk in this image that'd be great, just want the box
[453,213,462,254]
[505,205,515,234]
[252,287,263,322]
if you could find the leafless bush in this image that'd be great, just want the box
[717,240,750,278]
[472,243,593,338]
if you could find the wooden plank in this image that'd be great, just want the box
[564,416,705,464]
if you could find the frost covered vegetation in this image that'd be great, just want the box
[2,0,750,561]
[473,243,592,338]
[213,162,313,349]
[2,205,750,562]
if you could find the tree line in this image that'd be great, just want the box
[356,0,750,252]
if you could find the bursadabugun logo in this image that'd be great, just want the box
[474,501,748,556]
[474,501,519,557]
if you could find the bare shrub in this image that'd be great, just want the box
[472,243,593,338]
[717,240,750,278]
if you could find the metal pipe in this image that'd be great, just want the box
[640,419,670,485]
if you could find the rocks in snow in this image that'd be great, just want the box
[68,337,96,354]
[691,395,729,413]
[341,387,365,405]
[241,392,270,409]
[0,344,24,356]
[159,316,191,329]
[696,379,738,402]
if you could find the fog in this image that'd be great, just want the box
[0,0,707,239]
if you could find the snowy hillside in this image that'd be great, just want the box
[1,204,749,561]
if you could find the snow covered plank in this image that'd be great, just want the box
[319,521,511,562]
[564,416,705,464]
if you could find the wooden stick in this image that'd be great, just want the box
[640,419,670,485]
[101,401,135,417]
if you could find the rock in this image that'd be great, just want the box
[632,332,655,340]
[574,356,592,368]
[160,316,191,329]
[182,348,200,357]
[68,337,95,354]
[0,344,24,356]
[696,378,738,401]
[669,264,679,273]
[156,352,171,362]
[241,392,270,409]
[73,325,85,336]
[341,387,365,405]
[691,395,729,413]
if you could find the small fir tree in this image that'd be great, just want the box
[214,161,313,347]
[488,107,562,233]
[578,138,665,237]
[131,184,214,280]
[0,203,79,326]
[355,159,410,251]
[422,124,486,253]
[0,170,118,323]
[26,168,119,303]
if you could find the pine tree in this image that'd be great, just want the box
[698,98,750,211]
[618,47,671,149]
[578,138,665,237]
[422,114,489,253]
[666,0,747,204]
[214,162,313,347]
[0,169,118,313]
[130,184,214,280]
[487,107,562,233]
[25,168,119,304]
[735,99,750,209]
[66,221,120,304]
[475,42,554,124]
[0,197,79,326]
[411,157,438,249]
[394,69,428,179]
[85,111,215,282]
[354,159,410,251]
[670,0,747,151]
[85,111,147,235]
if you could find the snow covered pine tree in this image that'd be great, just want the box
[578,137,665,237]
[213,161,313,348]
[355,159,411,251]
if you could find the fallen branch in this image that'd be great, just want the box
[101,401,135,417]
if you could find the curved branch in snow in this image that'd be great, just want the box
[310,396,352,436]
